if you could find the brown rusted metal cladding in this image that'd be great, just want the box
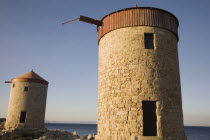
[98,7,179,41]
[11,78,48,85]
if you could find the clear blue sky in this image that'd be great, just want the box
[0,0,210,126]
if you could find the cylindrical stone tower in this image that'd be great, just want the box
[5,70,49,130]
[96,7,186,140]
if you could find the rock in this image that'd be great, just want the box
[0,127,92,140]
[37,129,80,140]
[86,133,95,140]
[72,131,77,136]
[87,134,92,139]
[0,118,6,134]
[75,138,88,140]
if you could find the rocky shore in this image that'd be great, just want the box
[0,119,95,140]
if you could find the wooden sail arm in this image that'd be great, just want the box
[62,16,102,26]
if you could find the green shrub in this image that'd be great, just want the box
[0,135,9,139]
[11,134,21,139]
[21,132,34,138]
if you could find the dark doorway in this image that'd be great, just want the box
[20,112,27,123]
[142,101,157,136]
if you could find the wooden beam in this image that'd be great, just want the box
[79,16,102,26]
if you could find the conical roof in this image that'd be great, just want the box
[11,70,49,85]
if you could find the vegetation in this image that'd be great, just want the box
[0,135,33,140]
[0,118,6,124]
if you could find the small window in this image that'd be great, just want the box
[13,84,15,88]
[24,87,28,91]
[20,112,27,123]
[144,33,154,49]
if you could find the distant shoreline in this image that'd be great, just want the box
[45,123,210,128]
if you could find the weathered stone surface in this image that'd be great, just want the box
[96,26,187,140]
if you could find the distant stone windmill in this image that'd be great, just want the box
[5,70,49,131]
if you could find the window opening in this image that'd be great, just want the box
[24,87,28,91]
[144,33,154,49]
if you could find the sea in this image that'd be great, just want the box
[45,123,210,140]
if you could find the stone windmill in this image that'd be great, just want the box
[5,70,49,131]
[63,5,187,140]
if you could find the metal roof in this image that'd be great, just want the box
[98,7,179,41]
[11,70,49,85]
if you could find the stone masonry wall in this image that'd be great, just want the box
[5,82,48,130]
[96,26,186,140]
